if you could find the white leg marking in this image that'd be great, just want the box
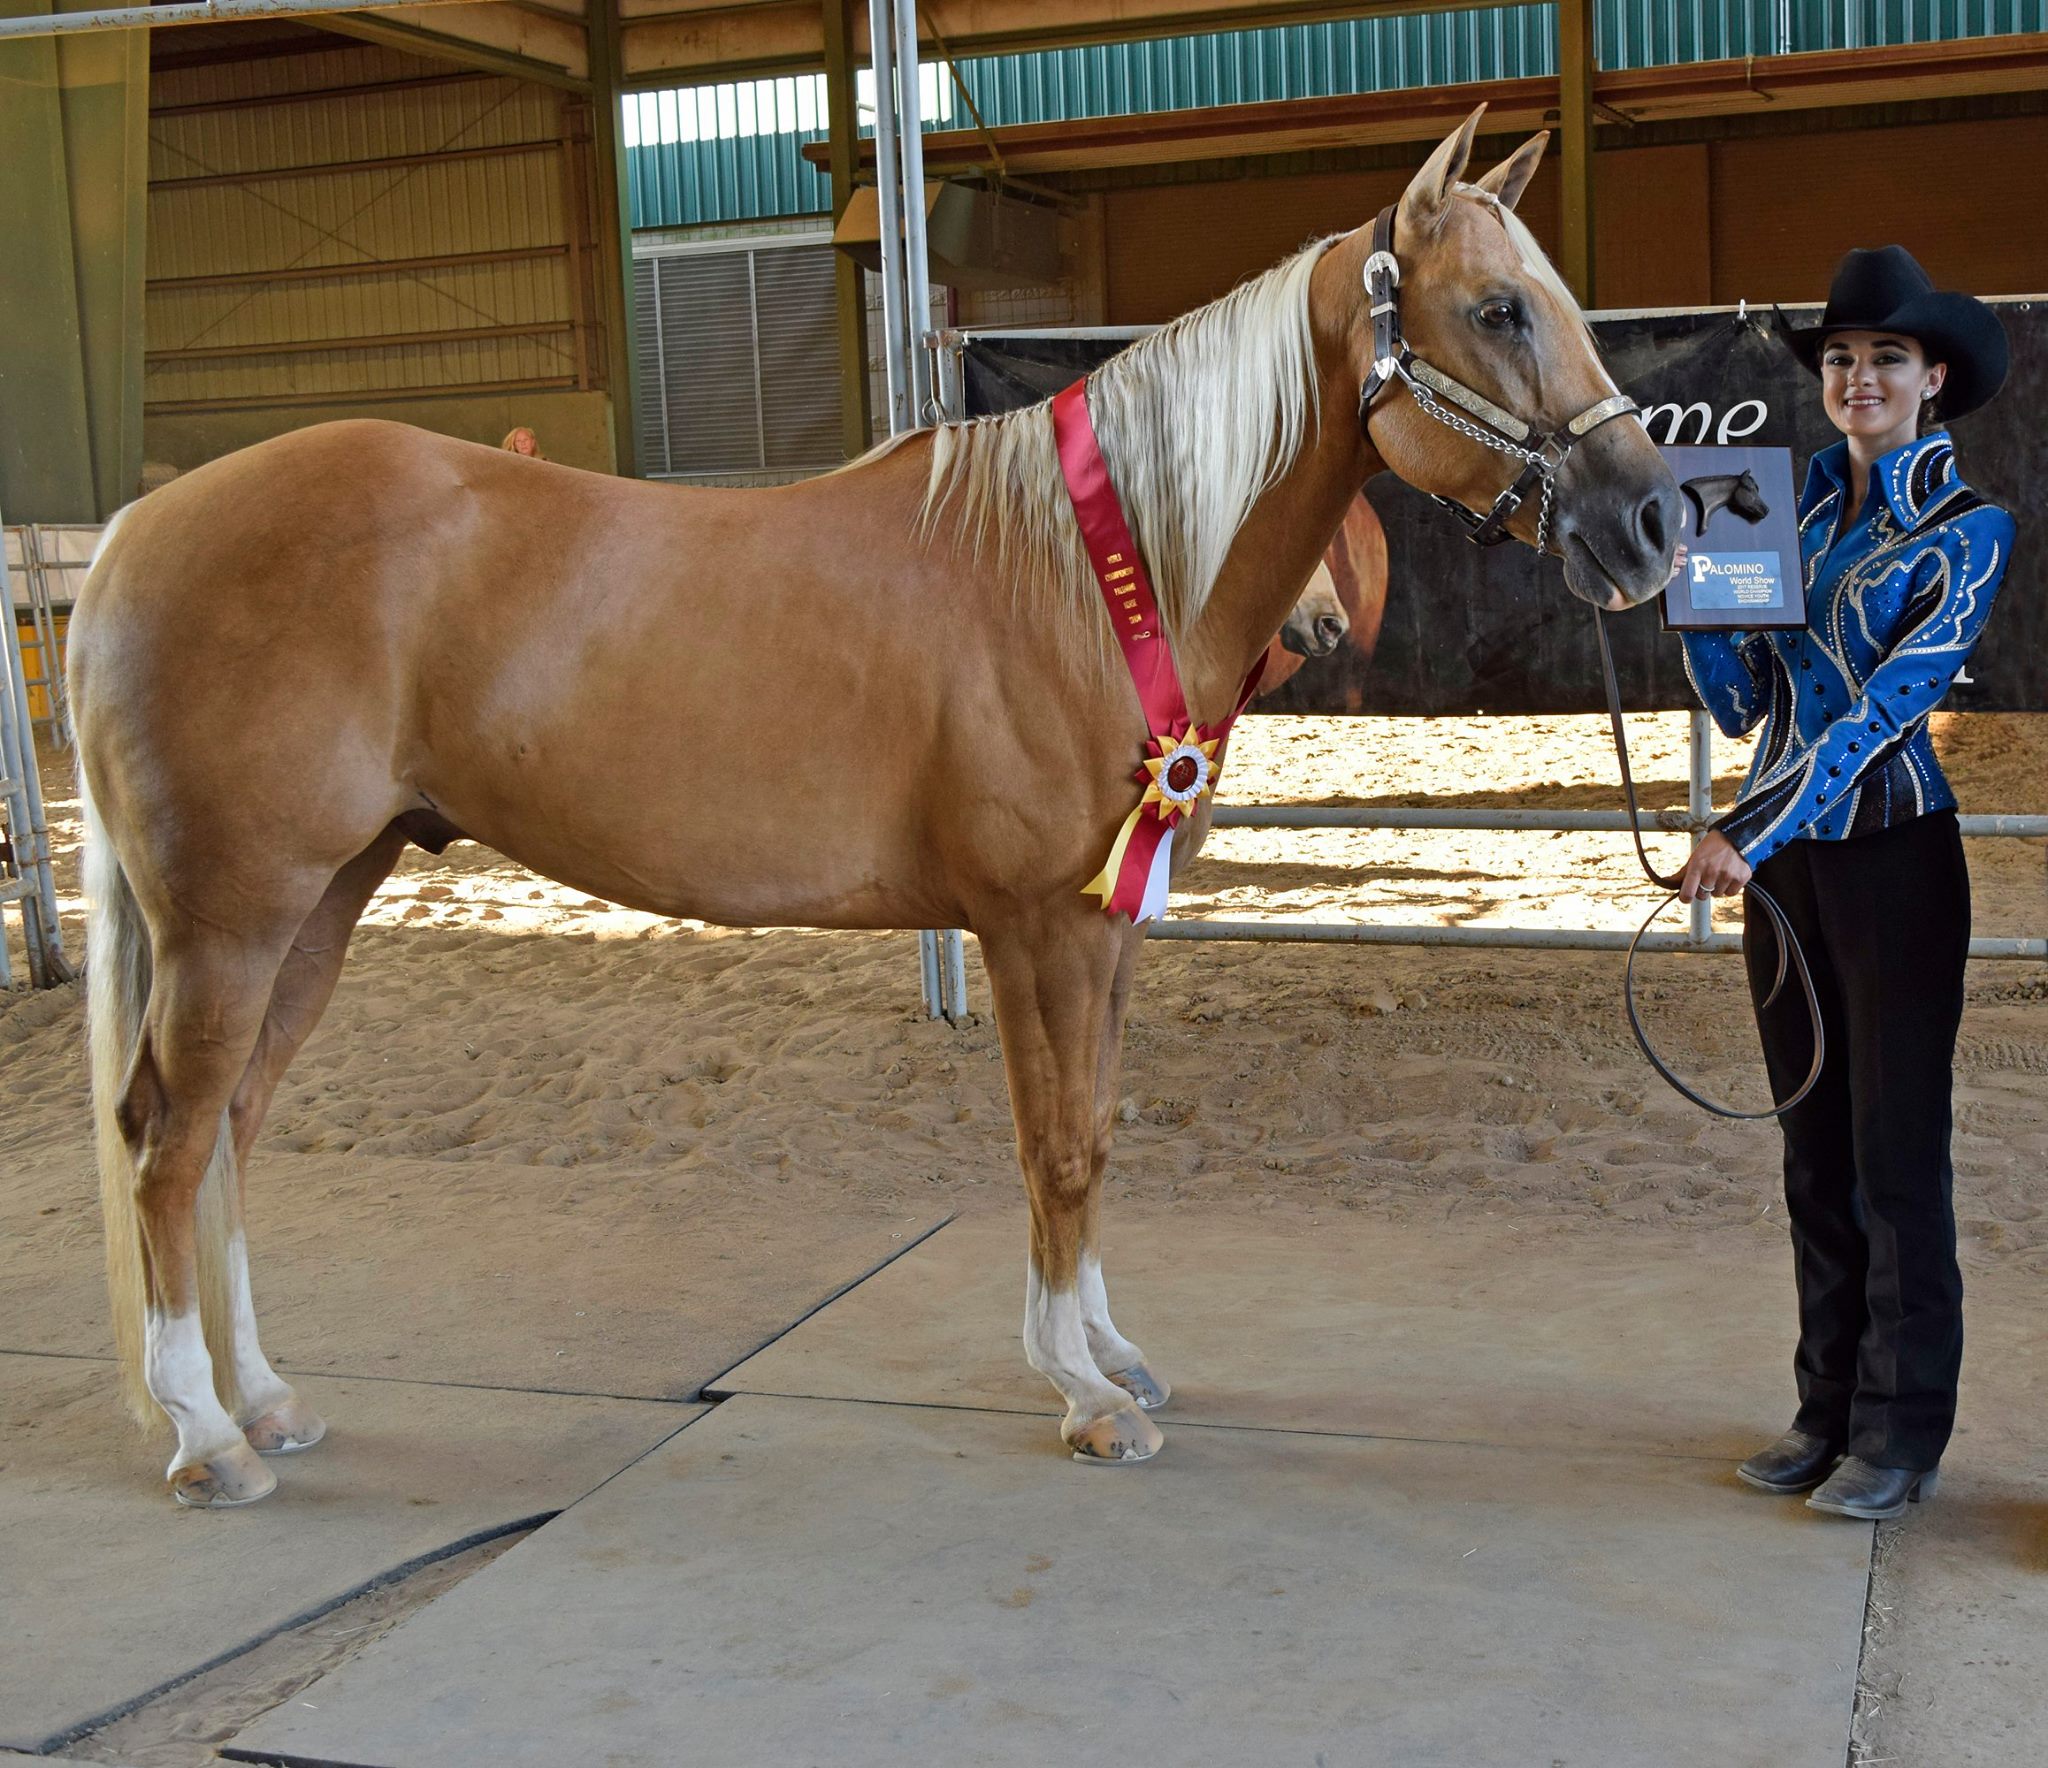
[224,1232,293,1423]
[144,1306,243,1476]
[1078,1253,1145,1375]
[1025,1259,1132,1428]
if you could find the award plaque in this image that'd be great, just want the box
[1657,444,1806,632]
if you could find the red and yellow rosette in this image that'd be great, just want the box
[1053,381,1262,924]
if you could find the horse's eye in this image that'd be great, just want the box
[1476,300,1519,331]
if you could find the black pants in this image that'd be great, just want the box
[1743,810,1969,1472]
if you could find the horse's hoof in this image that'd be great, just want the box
[170,1440,278,1508]
[243,1397,327,1456]
[1068,1407,1165,1465]
[1107,1361,1171,1411]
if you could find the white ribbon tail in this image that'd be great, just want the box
[1135,824,1174,924]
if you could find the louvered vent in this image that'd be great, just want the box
[632,239,843,480]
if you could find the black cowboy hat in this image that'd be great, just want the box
[1774,245,2008,418]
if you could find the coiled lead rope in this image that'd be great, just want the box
[1595,611,1826,1120]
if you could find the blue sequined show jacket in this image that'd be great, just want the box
[1680,430,2015,868]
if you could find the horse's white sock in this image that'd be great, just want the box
[1078,1253,1145,1374]
[1025,1259,1133,1425]
[225,1232,293,1421]
[145,1305,243,1472]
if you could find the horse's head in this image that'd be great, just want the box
[1728,469,1770,523]
[1332,107,1681,610]
[1279,561,1349,657]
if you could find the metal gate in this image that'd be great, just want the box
[0,513,70,988]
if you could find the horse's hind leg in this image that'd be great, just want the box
[222,830,407,1456]
[981,910,1162,1464]
[1079,933,1168,1412]
[121,925,299,1506]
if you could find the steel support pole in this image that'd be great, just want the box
[866,0,911,435]
[867,0,944,1015]
[892,0,934,424]
[930,333,972,1019]
[1687,708,1712,948]
[1557,0,1597,305]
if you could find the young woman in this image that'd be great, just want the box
[1676,246,2013,1522]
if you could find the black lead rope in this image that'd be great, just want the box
[1594,612,1827,1120]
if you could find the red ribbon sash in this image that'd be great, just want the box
[1052,380,1263,922]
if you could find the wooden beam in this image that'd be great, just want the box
[802,78,1558,176]
[313,3,591,88]
[620,0,1478,85]
[820,0,869,460]
[1557,0,1594,303]
[149,137,563,191]
[1595,31,2048,119]
[797,35,2048,178]
[151,69,492,116]
[147,375,580,414]
[148,244,569,290]
[148,319,575,362]
[586,0,639,474]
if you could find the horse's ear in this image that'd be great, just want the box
[1474,130,1548,211]
[1397,104,1486,239]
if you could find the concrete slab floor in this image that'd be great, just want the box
[0,1352,700,1755]
[1852,1284,2048,1768]
[225,1393,1872,1768]
[0,1147,948,1402]
[715,1211,2048,1764]
[714,1208,1801,1457]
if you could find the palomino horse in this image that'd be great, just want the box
[71,108,1678,1506]
[1258,493,1389,698]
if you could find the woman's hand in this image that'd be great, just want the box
[1667,542,1688,585]
[1678,831,1752,904]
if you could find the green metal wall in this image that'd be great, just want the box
[625,0,2048,229]
[0,2,148,524]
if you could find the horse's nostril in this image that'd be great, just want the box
[1315,616,1346,648]
[1637,485,1676,559]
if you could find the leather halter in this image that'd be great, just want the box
[1355,203,1641,552]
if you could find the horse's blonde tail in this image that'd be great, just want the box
[79,543,242,1430]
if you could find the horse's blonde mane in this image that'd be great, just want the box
[920,239,1332,673]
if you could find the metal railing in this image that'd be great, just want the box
[1148,709,2048,962]
[0,512,71,989]
[5,524,87,747]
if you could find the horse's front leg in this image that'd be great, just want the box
[981,910,1164,1464]
[1081,932,1169,1412]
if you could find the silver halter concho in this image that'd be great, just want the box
[1348,201,1827,1124]
[1353,202,1641,555]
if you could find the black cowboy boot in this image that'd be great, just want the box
[1736,1428,1844,1494]
[1806,1457,1939,1520]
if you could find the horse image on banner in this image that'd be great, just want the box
[69,108,1678,1504]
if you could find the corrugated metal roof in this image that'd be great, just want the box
[625,1,2048,227]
